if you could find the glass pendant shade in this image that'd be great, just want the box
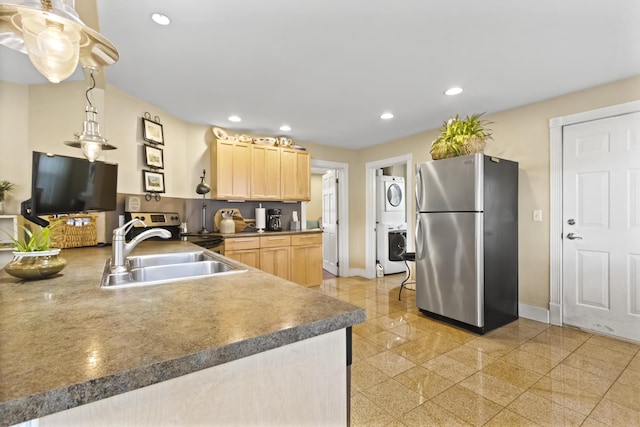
[21,14,80,83]
[80,140,102,162]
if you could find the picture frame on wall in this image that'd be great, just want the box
[142,117,164,145]
[143,170,165,193]
[144,144,164,169]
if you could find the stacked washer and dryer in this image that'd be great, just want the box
[376,175,407,275]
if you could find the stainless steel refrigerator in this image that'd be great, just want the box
[415,153,518,334]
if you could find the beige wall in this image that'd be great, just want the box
[2,74,639,310]
[307,174,323,222]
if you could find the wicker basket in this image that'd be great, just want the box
[50,215,98,249]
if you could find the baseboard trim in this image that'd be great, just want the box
[519,304,549,324]
[549,303,562,326]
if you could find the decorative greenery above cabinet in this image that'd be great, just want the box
[210,139,310,201]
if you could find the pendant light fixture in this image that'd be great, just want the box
[64,66,116,162]
[0,0,118,83]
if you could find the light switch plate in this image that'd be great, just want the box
[533,210,542,222]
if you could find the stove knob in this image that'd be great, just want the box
[140,216,145,222]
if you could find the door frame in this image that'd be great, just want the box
[548,99,640,326]
[306,159,349,276]
[365,154,413,278]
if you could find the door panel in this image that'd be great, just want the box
[562,111,640,342]
[322,170,339,275]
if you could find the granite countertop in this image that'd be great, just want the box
[0,241,365,426]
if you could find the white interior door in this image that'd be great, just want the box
[322,170,339,275]
[562,112,640,341]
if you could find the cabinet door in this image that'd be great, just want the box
[291,244,323,286]
[281,149,310,201]
[251,145,281,199]
[260,246,290,280]
[226,249,260,269]
[211,140,251,200]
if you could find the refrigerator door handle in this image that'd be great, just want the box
[415,166,424,210]
[416,215,425,259]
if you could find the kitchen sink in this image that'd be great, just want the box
[101,251,247,289]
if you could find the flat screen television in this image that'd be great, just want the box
[22,152,118,223]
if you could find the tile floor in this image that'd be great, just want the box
[313,274,640,426]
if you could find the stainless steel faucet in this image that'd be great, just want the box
[110,219,172,273]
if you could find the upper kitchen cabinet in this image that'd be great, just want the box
[210,136,310,201]
[251,144,281,200]
[211,140,251,200]
[281,148,310,201]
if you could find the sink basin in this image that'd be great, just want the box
[126,251,215,268]
[101,251,247,289]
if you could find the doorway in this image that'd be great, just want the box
[365,154,413,278]
[549,100,640,342]
[308,159,349,277]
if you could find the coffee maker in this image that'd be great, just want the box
[266,208,282,231]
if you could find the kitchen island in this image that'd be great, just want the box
[0,241,365,426]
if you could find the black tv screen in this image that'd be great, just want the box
[31,151,118,215]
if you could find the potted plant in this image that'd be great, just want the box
[4,221,67,280]
[430,113,493,160]
[0,180,15,214]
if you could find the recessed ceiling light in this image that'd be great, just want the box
[228,115,242,122]
[380,112,394,120]
[151,13,171,26]
[280,125,291,132]
[445,87,463,96]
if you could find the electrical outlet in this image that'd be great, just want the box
[533,210,543,222]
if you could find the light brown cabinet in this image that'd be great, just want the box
[223,232,321,286]
[290,233,323,287]
[211,140,251,200]
[224,236,260,269]
[250,144,281,200]
[211,139,310,201]
[259,235,291,280]
[281,148,311,201]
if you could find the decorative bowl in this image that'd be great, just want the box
[4,249,67,280]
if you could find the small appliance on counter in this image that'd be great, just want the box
[266,208,282,231]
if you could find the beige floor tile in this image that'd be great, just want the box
[365,330,408,350]
[589,398,640,426]
[529,375,601,415]
[501,348,557,375]
[389,340,441,365]
[545,325,592,341]
[507,391,586,426]
[382,419,408,427]
[423,354,479,383]
[510,318,550,332]
[561,352,625,381]
[574,342,635,367]
[412,332,463,355]
[519,341,572,363]
[431,384,503,426]
[366,350,416,377]
[483,329,533,345]
[351,360,391,392]
[353,321,385,338]
[350,392,395,427]
[530,329,586,352]
[585,334,640,355]
[617,366,640,388]
[388,322,429,341]
[393,366,454,400]
[604,380,640,412]
[548,363,613,396]
[628,352,640,372]
[362,378,423,418]
[400,401,472,427]
[580,416,610,427]
[463,336,517,357]
[445,345,502,369]
[481,359,544,389]
[352,335,385,360]
[459,371,526,406]
[483,409,540,427]
[369,314,411,330]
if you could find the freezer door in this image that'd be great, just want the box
[415,212,484,327]
[415,154,484,212]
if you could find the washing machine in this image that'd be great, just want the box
[376,223,407,275]
[377,175,405,224]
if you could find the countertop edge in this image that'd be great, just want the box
[0,308,365,426]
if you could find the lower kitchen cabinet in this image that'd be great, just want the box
[291,234,323,287]
[224,236,260,269]
[223,232,321,286]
